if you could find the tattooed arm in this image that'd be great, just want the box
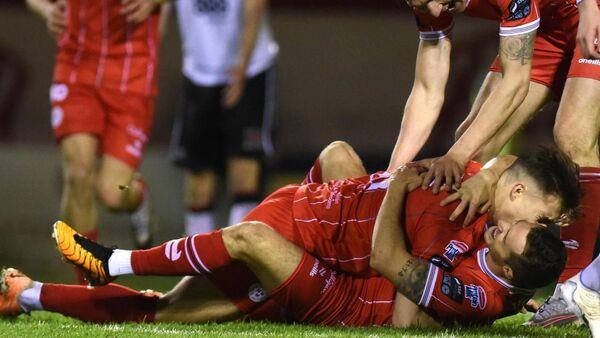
[421,30,536,193]
[371,167,430,304]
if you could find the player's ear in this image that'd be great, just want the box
[510,183,526,201]
[502,264,514,281]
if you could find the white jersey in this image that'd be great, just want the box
[176,0,279,86]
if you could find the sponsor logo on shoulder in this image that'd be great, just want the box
[465,284,487,309]
[506,0,531,21]
[248,283,267,303]
[430,255,453,271]
[441,273,464,303]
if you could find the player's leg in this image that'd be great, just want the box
[51,83,106,283]
[555,76,600,282]
[0,268,242,324]
[170,77,222,235]
[224,67,276,225]
[95,90,155,248]
[474,81,552,162]
[317,140,367,181]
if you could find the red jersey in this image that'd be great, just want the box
[54,0,160,96]
[273,162,535,325]
[414,0,540,39]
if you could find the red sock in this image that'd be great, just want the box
[40,283,158,323]
[131,230,232,275]
[560,167,600,282]
[73,228,99,285]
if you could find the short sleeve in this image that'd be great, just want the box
[413,9,454,40]
[497,0,540,36]
[418,265,503,324]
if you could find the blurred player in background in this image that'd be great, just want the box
[25,0,169,282]
[169,0,278,236]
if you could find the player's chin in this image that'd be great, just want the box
[483,226,496,245]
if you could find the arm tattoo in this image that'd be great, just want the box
[499,30,535,65]
[396,258,429,304]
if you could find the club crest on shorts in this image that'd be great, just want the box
[443,240,469,262]
[51,107,64,128]
[465,285,487,309]
[248,283,267,303]
[50,84,69,102]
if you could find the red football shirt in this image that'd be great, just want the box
[288,162,535,324]
[413,0,540,40]
[53,0,160,96]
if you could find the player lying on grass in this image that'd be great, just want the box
[0,141,580,327]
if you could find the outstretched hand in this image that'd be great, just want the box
[439,170,496,226]
[577,0,600,59]
[389,166,425,195]
[121,0,158,24]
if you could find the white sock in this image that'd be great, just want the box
[19,281,43,312]
[185,211,215,235]
[229,202,258,225]
[581,255,600,292]
[108,249,134,276]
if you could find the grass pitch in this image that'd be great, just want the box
[0,276,589,337]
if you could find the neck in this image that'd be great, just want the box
[485,251,512,284]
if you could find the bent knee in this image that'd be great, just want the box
[96,179,125,210]
[64,161,96,188]
[224,221,272,254]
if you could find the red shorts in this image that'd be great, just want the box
[49,83,154,169]
[489,3,600,97]
[269,253,394,326]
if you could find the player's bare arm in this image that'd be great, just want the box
[577,0,600,59]
[26,0,66,38]
[223,0,268,108]
[423,30,535,193]
[388,37,452,170]
[371,167,430,305]
[440,155,518,225]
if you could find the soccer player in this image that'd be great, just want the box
[169,0,278,235]
[24,0,168,278]
[2,141,579,326]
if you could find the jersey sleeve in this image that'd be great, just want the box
[413,8,454,40]
[418,265,504,324]
[496,0,540,36]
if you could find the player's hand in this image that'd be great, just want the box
[577,0,600,59]
[439,170,495,226]
[121,0,158,24]
[421,154,466,194]
[389,166,424,194]
[406,0,452,17]
[405,157,439,172]
[44,0,67,39]
[222,65,246,109]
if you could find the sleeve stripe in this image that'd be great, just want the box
[499,18,539,36]
[419,22,454,41]
[418,264,439,307]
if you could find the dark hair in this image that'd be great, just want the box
[511,147,582,221]
[507,225,567,289]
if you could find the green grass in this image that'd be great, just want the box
[0,277,588,337]
[0,312,589,337]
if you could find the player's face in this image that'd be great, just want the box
[491,183,561,225]
[485,220,536,262]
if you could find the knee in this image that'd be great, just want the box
[185,180,215,210]
[224,221,271,257]
[96,178,124,210]
[320,141,355,165]
[64,160,95,190]
[554,125,597,163]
